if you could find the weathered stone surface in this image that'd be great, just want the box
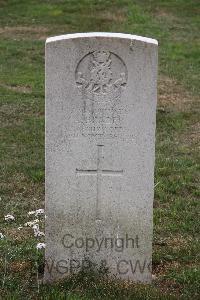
[45,33,158,283]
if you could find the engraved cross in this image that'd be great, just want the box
[76,145,123,220]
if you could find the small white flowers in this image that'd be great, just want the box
[5,214,15,221]
[33,224,45,237]
[33,224,39,230]
[0,232,5,239]
[3,208,45,250]
[28,211,35,216]
[35,231,45,237]
[24,219,39,227]
[27,209,44,217]
[36,242,45,250]
[35,209,44,216]
[25,208,45,241]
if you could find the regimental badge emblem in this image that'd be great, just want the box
[75,51,128,137]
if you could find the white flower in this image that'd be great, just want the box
[28,211,36,216]
[5,214,15,221]
[38,231,45,237]
[35,209,44,216]
[17,226,23,230]
[32,224,45,237]
[33,224,39,236]
[34,231,39,237]
[32,224,39,230]
[27,209,44,217]
[36,242,45,249]
[24,219,39,227]
[0,232,5,239]
[34,231,45,237]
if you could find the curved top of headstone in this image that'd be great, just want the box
[46,32,158,46]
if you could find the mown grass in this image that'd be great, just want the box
[0,0,199,299]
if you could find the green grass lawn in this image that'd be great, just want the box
[0,0,199,299]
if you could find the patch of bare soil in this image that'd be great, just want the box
[4,227,33,242]
[152,8,178,22]
[153,261,182,298]
[0,82,32,93]
[0,172,44,213]
[158,76,200,150]
[9,261,32,273]
[0,26,49,40]
[158,75,193,111]
[166,235,193,250]
[182,121,200,147]
[153,261,181,277]
[98,10,126,23]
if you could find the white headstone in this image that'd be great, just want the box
[45,33,158,283]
